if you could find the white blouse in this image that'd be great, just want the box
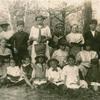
[29,25,51,45]
[66,32,84,44]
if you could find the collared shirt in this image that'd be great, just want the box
[91,31,95,37]
[29,25,51,45]
[46,67,62,82]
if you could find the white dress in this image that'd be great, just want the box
[66,32,84,56]
[29,25,51,64]
[62,65,88,89]
[52,49,68,67]
[76,50,98,77]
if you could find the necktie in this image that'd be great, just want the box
[38,27,42,43]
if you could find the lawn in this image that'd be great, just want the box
[0,86,100,100]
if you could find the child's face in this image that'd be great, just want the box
[0,39,6,47]
[38,57,45,64]
[59,45,66,50]
[17,25,24,32]
[23,58,30,65]
[1,25,8,31]
[85,45,91,51]
[68,57,75,66]
[36,18,44,25]
[49,61,58,69]
[10,60,15,67]
[90,24,97,31]
[72,25,78,33]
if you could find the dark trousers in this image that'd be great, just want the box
[14,49,29,66]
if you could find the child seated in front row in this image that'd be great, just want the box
[31,53,48,89]
[46,58,63,92]
[7,59,23,86]
[62,55,88,90]
[21,57,33,89]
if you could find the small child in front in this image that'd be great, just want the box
[31,53,48,89]
[62,55,88,90]
[46,58,63,93]
[7,59,23,86]
[21,56,33,89]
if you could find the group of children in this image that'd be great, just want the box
[0,17,100,94]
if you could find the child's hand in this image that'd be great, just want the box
[50,78,54,82]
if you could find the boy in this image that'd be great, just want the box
[46,58,63,93]
[10,20,29,66]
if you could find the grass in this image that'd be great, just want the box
[0,86,100,100]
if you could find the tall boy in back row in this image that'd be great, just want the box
[10,20,29,66]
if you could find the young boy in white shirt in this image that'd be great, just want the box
[46,58,63,93]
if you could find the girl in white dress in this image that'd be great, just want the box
[62,55,88,89]
[66,24,84,56]
[29,15,52,64]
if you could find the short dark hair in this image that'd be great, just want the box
[67,55,75,61]
[90,19,97,25]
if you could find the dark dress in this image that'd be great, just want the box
[9,31,29,65]
[22,64,33,79]
[86,59,100,83]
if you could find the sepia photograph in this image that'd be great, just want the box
[0,0,100,100]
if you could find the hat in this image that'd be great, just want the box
[35,53,47,60]
[0,20,9,26]
[17,20,24,26]
[47,58,59,67]
[35,15,47,21]
[90,19,97,25]
[34,43,47,60]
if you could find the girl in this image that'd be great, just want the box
[21,57,33,89]
[7,59,23,86]
[29,15,52,64]
[52,38,69,68]
[62,55,88,90]
[66,24,84,56]
[76,43,98,78]
[31,52,48,88]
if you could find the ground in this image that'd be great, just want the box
[0,86,100,100]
